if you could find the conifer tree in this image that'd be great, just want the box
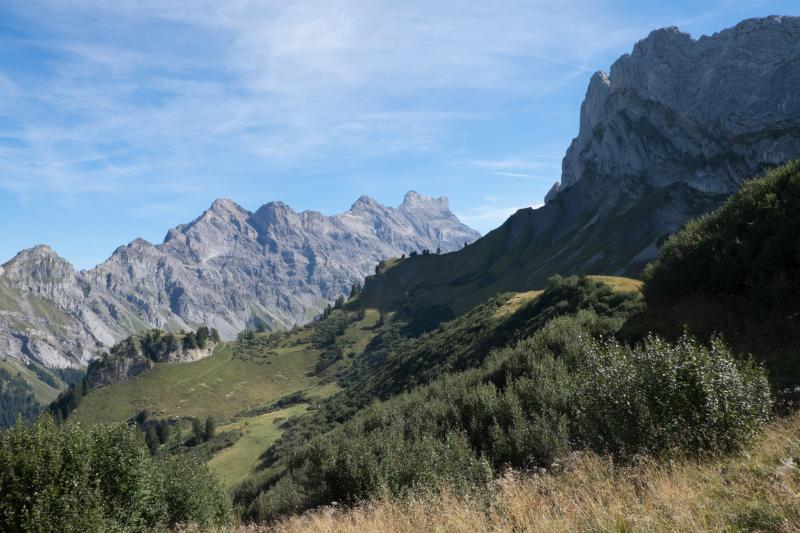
[145,426,159,455]
[204,417,216,441]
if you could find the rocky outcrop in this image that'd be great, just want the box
[543,182,561,204]
[557,16,800,200]
[0,192,479,369]
[547,16,800,267]
[85,338,216,388]
[85,351,154,388]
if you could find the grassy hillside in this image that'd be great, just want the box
[208,403,309,488]
[0,358,61,406]
[64,307,383,492]
[234,276,650,518]
[355,180,719,333]
[0,346,68,430]
[268,412,800,533]
[74,342,316,423]
[75,310,381,425]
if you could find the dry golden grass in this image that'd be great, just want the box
[222,413,800,533]
[494,276,641,319]
[494,290,544,318]
[587,275,643,294]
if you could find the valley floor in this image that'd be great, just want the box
[223,412,800,532]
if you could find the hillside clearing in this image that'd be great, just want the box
[74,342,320,424]
[587,275,643,293]
[209,404,310,488]
[494,290,543,318]
[495,276,640,319]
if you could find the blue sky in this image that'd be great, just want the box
[0,0,797,269]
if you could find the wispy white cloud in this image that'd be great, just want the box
[491,171,552,179]
[0,0,643,202]
[531,54,597,72]
[457,199,543,233]
[468,157,558,180]
[470,158,550,170]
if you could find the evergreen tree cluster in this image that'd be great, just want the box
[0,368,40,430]
[48,377,89,425]
[142,325,220,357]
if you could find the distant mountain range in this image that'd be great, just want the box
[0,192,479,368]
[358,16,800,329]
[4,16,800,371]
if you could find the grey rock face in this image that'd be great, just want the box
[85,351,154,388]
[556,16,800,200]
[543,182,561,204]
[540,16,800,269]
[0,192,479,369]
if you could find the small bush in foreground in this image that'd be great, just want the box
[268,413,800,533]
[574,335,772,457]
[0,416,232,531]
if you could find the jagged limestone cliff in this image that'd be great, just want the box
[559,15,800,201]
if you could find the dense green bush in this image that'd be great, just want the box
[627,161,800,385]
[0,416,232,531]
[242,277,637,501]
[574,335,771,457]
[160,455,233,528]
[643,161,800,306]
[244,314,771,522]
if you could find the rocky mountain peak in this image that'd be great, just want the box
[258,200,294,214]
[2,245,75,281]
[631,26,693,56]
[554,15,800,202]
[7,244,58,260]
[544,182,561,204]
[400,191,449,212]
[349,195,383,212]
[0,192,480,369]
[129,238,155,250]
[208,197,248,216]
[250,201,300,231]
[106,238,160,264]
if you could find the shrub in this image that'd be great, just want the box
[0,416,232,531]
[244,315,772,522]
[574,335,771,457]
[256,426,491,521]
[160,456,233,528]
[0,416,106,531]
[643,161,800,307]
